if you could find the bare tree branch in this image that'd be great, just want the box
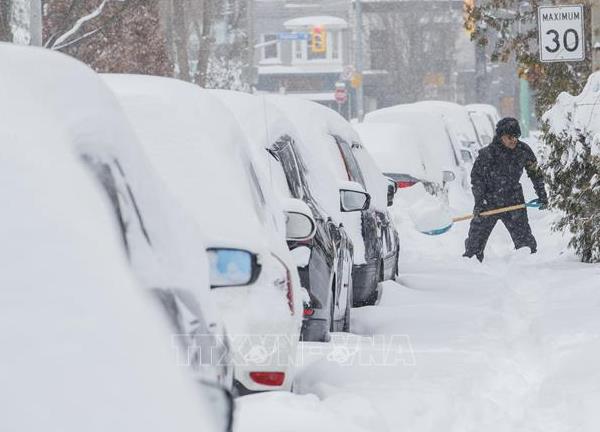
[50,0,107,49]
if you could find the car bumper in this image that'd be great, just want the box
[210,287,299,392]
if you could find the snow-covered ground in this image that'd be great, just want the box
[235,169,600,432]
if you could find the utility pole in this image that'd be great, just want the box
[245,0,258,88]
[355,0,365,121]
[592,0,600,72]
[30,0,42,46]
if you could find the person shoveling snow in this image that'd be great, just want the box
[462,118,548,262]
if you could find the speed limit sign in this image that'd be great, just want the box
[538,5,585,63]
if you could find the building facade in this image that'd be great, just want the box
[252,0,517,118]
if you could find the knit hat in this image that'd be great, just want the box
[496,117,521,138]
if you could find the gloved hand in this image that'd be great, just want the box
[473,204,483,220]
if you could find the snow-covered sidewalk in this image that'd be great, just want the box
[235,185,600,432]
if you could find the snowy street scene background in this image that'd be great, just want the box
[2,1,600,432]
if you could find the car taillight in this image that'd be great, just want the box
[272,254,294,316]
[396,180,417,189]
[249,371,285,387]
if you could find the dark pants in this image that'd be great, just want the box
[464,208,537,261]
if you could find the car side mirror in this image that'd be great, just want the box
[197,379,234,432]
[284,199,316,241]
[206,248,260,288]
[442,170,456,183]
[340,189,370,212]
[339,180,370,212]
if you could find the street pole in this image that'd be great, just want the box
[519,78,530,137]
[30,0,42,46]
[592,0,600,72]
[355,0,365,121]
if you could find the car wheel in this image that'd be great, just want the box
[363,264,381,307]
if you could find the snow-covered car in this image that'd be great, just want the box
[268,96,395,307]
[467,103,501,133]
[211,90,356,340]
[350,140,401,285]
[104,75,303,393]
[0,49,232,432]
[413,100,484,152]
[364,104,475,191]
[355,118,455,200]
[0,43,234,404]
[468,109,494,147]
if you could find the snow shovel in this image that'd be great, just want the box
[420,199,542,236]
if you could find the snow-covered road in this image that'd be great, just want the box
[236,182,600,432]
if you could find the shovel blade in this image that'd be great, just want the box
[421,223,453,236]
[408,200,454,236]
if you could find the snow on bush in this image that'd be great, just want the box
[541,72,600,263]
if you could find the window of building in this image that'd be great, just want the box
[261,34,280,63]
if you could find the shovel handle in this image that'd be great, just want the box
[453,203,527,223]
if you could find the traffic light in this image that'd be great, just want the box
[310,26,327,53]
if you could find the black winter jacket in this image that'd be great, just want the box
[471,137,547,209]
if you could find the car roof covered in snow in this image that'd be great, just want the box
[209,89,305,206]
[364,108,460,181]
[208,89,300,165]
[0,43,211,301]
[467,103,501,125]
[0,44,217,432]
[265,95,351,220]
[353,122,430,181]
[412,100,481,148]
[103,74,275,253]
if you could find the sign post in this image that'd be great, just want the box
[538,5,585,63]
[335,81,348,109]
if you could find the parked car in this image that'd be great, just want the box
[269,96,394,307]
[365,104,477,189]
[104,75,304,393]
[1,43,234,407]
[0,47,232,432]
[212,90,355,340]
[467,103,501,133]
[468,110,494,147]
[350,140,401,284]
[413,100,484,152]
